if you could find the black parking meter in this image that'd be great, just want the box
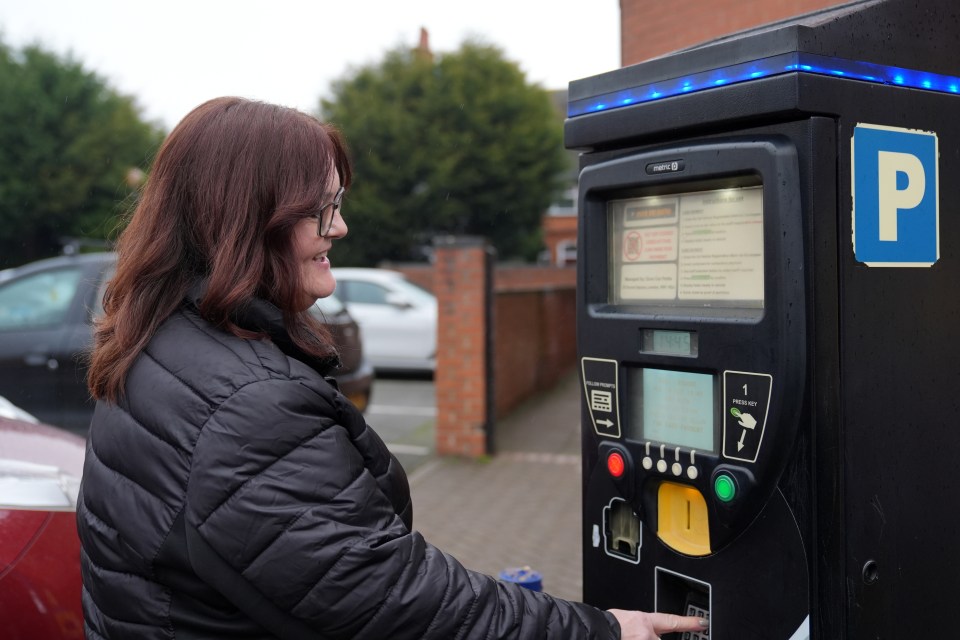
[569,1,960,638]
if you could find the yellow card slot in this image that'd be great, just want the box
[657,481,712,556]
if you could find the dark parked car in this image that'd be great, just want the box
[0,253,373,433]
[0,403,86,639]
[310,291,374,412]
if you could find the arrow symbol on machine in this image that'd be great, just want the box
[597,418,614,429]
[737,429,747,452]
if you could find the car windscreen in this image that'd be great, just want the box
[0,268,84,330]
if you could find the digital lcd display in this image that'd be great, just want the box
[608,184,764,308]
[642,329,698,357]
[628,368,715,451]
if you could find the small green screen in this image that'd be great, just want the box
[642,329,697,356]
[631,368,715,451]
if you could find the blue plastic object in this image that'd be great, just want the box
[499,566,543,592]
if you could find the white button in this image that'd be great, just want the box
[672,462,683,476]
[656,459,668,473]
[687,466,699,480]
[642,456,653,470]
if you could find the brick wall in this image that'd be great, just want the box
[389,256,577,457]
[387,263,576,294]
[431,239,492,457]
[621,0,844,66]
[495,265,576,292]
[493,286,576,418]
[492,266,576,417]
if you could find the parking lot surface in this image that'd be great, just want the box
[365,374,436,474]
[404,371,584,602]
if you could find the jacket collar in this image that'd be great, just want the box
[186,279,341,377]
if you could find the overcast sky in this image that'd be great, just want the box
[0,0,621,129]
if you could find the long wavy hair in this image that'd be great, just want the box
[88,97,352,402]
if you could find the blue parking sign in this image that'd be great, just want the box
[852,123,939,266]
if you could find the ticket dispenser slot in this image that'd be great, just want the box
[603,498,641,562]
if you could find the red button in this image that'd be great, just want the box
[607,452,625,478]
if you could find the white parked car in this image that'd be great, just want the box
[332,268,437,373]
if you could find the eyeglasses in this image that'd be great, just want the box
[312,186,345,237]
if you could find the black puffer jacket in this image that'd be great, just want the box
[77,290,619,639]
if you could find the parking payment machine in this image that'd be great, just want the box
[569,1,960,638]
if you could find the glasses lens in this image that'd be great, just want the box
[319,207,333,236]
[317,187,344,237]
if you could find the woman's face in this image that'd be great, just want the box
[291,173,348,310]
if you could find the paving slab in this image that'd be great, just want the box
[408,370,585,602]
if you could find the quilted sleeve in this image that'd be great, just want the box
[183,378,619,640]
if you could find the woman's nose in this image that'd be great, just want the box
[328,210,348,238]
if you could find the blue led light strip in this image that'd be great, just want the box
[568,52,960,118]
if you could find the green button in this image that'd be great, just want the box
[714,474,736,502]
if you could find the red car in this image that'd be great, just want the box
[0,404,85,639]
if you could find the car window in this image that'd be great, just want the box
[344,281,390,305]
[392,279,436,304]
[0,267,84,330]
[91,266,116,320]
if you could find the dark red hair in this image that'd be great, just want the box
[88,97,352,402]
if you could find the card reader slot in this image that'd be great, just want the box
[656,568,711,640]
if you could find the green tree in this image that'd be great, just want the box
[321,40,566,265]
[0,40,165,268]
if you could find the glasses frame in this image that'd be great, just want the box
[314,186,345,237]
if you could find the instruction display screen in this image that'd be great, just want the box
[628,368,715,451]
[608,184,764,307]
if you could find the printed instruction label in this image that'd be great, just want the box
[609,186,764,305]
[581,357,621,438]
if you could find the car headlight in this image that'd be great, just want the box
[0,459,81,510]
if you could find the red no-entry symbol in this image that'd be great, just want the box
[624,230,643,261]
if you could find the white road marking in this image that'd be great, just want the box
[498,451,581,466]
[367,405,437,417]
[386,443,431,456]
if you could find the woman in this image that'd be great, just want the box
[78,97,707,639]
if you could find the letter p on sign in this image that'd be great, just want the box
[852,123,939,266]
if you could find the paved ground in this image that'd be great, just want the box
[365,375,437,475]
[407,370,585,602]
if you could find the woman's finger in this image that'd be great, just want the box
[648,611,708,634]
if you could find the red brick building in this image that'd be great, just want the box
[542,89,580,267]
[621,0,843,66]
[542,186,579,266]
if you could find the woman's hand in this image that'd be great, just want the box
[608,609,708,640]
